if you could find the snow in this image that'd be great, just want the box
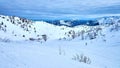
[0,15,120,68]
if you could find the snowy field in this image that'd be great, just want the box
[0,15,120,68]
[0,36,120,68]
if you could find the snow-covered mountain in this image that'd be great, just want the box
[44,19,99,27]
[0,15,120,68]
[0,15,120,42]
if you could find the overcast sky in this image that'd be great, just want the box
[0,0,120,20]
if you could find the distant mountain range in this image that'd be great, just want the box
[43,19,99,27]
[39,16,120,27]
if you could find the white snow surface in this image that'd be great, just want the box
[0,15,120,68]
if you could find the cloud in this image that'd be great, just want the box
[0,0,120,20]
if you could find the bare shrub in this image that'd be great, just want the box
[29,38,42,42]
[58,46,65,55]
[0,38,10,42]
[71,30,76,39]
[0,22,4,25]
[72,54,91,64]
[29,38,36,41]
[81,30,85,40]
[22,35,25,37]
[42,34,47,41]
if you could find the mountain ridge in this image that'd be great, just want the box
[0,14,120,42]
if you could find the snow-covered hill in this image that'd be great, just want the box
[0,15,98,41]
[1,15,120,42]
[0,15,120,68]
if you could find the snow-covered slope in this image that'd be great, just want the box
[0,15,101,41]
[0,15,120,68]
[0,15,120,42]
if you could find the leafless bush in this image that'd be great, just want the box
[29,38,42,42]
[42,34,47,41]
[72,54,91,64]
[0,38,10,42]
[58,46,65,55]
[22,35,25,37]
[110,24,120,32]
[71,30,76,39]
[29,38,36,41]
[81,30,85,40]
